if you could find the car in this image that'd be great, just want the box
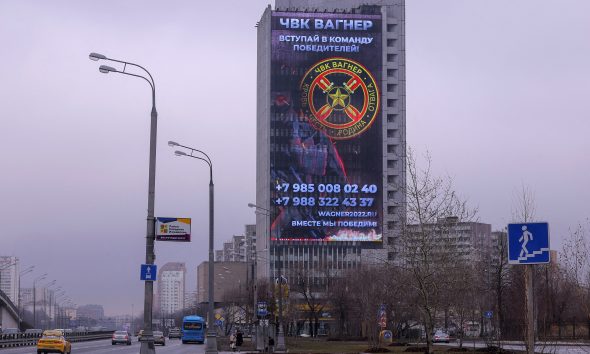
[37,329,71,354]
[112,330,132,345]
[168,327,181,339]
[137,329,144,342]
[153,331,166,346]
[432,330,450,343]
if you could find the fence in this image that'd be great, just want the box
[0,331,114,349]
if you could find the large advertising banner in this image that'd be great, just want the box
[270,11,383,242]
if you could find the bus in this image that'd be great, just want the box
[181,315,206,344]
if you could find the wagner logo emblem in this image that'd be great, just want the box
[300,58,379,139]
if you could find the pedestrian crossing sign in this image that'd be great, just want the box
[507,222,550,264]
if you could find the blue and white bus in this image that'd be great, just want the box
[181,315,206,344]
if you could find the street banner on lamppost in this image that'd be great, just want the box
[156,217,191,242]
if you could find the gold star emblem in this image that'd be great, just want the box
[329,88,348,108]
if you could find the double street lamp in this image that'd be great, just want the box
[169,140,217,354]
[90,52,158,354]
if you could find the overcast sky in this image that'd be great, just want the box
[1,0,589,316]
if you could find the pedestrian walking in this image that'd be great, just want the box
[236,330,244,352]
[229,332,236,352]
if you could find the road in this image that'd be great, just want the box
[0,339,210,354]
[438,341,590,354]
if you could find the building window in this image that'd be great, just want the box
[387,69,396,78]
[387,99,396,108]
[387,114,396,123]
[387,24,396,32]
[387,38,396,47]
[387,54,396,62]
[387,129,398,138]
[387,84,396,92]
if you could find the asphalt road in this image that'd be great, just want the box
[0,338,210,354]
[438,341,590,354]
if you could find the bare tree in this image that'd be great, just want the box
[398,148,477,353]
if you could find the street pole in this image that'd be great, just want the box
[206,176,217,354]
[276,243,286,351]
[169,141,217,354]
[89,52,157,354]
[525,265,534,354]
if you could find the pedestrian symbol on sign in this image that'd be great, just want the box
[507,222,550,264]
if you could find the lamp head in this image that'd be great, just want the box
[168,141,180,147]
[174,150,187,157]
[247,203,256,208]
[89,52,107,61]
[99,65,117,74]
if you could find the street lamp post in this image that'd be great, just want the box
[248,203,286,352]
[247,204,266,351]
[169,140,217,354]
[18,266,34,329]
[90,52,158,354]
[33,274,46,329]
[42,280,56,330]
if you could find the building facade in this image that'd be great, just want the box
[76,304,104,322]
[255,0,406,289]
[157,262,186,316]
[0,256,20,305]
[196,261,248,304]
[215,225,257,263]
[405,218,493,264]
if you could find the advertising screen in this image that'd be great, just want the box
[270,11,383,242]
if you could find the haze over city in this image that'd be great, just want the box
[1,0,589,316]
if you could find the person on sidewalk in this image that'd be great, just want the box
[229,331,236,352]
[236,330,244,352]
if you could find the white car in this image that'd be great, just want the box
[432,330,450,343]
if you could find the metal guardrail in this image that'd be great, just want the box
[0,331,114,349]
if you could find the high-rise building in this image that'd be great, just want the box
[157,262,186,316]
[0,256,20,305]
[255,0,406,288]
[215,225,257,262]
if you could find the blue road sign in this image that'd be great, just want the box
[140,264,157,281]
[507,222,550,264]
[484,311,493,319]
[257,301,268,317]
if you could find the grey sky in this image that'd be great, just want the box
[1,0,589,316]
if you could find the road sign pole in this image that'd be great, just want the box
[525,264,534,354]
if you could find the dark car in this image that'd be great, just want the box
[112,330,132,345]
[168,328,181,339]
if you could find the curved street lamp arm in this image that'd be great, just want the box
[177,144,212,166]
[112,71,154,95]
[185,154,213,182]
[104,57,156,91]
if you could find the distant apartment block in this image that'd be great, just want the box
[157,262,186,315]
[77,304,105,321]
[0,256,20,305]
[215,224,257,263]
